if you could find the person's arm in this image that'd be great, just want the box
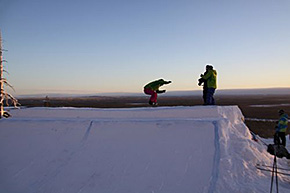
[164,80,172,84]
[156,80,171,93]
[202,71,212,80]
[156,90,166,93]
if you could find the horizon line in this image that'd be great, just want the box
[15,87,290,98]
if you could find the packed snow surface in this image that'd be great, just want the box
[0,106,289,193]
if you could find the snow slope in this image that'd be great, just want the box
[0,106,289,193]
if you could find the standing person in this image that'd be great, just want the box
[198,67,209,105]
[143,79,171,106]
[274,110,288,146]
[201,65,217,105]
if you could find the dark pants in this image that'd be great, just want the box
[202,87,207,104]
[206,88,215,105]
[274,132,286,146]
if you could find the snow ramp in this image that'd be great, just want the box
[0,106,289,193]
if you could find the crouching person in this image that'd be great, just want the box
[143,79,171,106]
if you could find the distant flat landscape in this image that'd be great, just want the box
[14,89,290,139]
[16,87,290,98]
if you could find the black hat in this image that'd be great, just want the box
[206,65,213,70]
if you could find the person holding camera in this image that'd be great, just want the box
[198,65,217,105]
[143,79,172,106]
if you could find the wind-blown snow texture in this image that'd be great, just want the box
[0,106,289,193]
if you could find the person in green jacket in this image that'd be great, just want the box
[274,110,288,146]
[201,65,217,105]
[144,79,172,106]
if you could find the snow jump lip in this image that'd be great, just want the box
[3,106,286,193]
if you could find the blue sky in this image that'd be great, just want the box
[1,0,290,95]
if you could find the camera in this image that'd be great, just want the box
[198,77,205,86]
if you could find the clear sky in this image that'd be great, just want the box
[1,0,290,95]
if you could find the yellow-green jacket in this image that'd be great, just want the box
[202,69,217,89]
[144,79,171,91]
[276,113,288,132]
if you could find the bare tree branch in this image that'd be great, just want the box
[0,30,20,118]
[0,79,15,91]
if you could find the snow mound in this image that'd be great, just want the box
[0,106,289,193]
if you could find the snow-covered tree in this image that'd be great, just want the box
[0,31,20,118]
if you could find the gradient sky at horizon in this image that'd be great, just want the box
[1,0,290,95]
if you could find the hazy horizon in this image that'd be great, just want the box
[15,87,290,98]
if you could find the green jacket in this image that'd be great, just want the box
[202,69,217,89]
[276,113,288,133]
[144,79,171,91]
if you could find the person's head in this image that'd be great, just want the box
[206,65,213,71]
[278,109,285,116]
